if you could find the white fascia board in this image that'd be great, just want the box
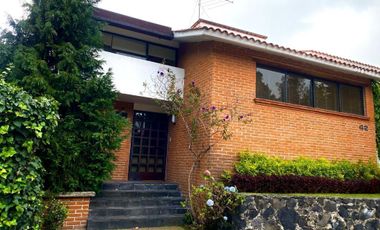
[174,30,380,81]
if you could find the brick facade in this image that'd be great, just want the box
[110,41,377,196]
[111,101,133,180]
[58,192,95,230]
[166,41,377,195]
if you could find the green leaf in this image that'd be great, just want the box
[0,125,9,134]
[1,147,17,158]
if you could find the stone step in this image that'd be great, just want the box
[90,196,184,208]
[87,214,184,230]
[102,182,178,191]
[89,206,187,217]
[97,190,181,198]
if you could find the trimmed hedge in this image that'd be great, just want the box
[231,174,380,193]
[235,151,380,180]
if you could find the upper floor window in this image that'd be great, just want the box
[256,65,364,115]
[102,32,177,66]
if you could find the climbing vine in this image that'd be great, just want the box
[0,68,59,229]
[373,80,380,158]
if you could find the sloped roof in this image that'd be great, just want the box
[93,8,380,79]
[302,50,380,75]
[190,19,267,41]
[175,19,380,79]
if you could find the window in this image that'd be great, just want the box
[340,84,364,115]
[101,32,177,66]
[256,67,285,101]
[148,44,176,66]
[256,65,364,115]
[287,74,311,106]
[314,80,338,111]
[112,35,146,56]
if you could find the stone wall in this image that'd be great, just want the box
[234,194,380,230]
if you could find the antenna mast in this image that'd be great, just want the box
[198,0,201,19]
[197,0,233,19]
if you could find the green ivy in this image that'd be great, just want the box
[373,80,380,158]
[235,151,380,180]
[0,70,59,229]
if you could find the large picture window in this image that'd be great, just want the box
[101,31,177,66]
[256,65,364,115]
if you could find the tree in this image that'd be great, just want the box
[0,0,128,192]
[0,67,59,229]
[144,68,251,215]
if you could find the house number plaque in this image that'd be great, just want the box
[359,125,368,131]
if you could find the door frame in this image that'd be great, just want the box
[128,110,169,181]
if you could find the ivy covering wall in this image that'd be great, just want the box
[373,80,380,158]
[0,72,59,229]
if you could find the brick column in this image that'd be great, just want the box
[57,192,95,230]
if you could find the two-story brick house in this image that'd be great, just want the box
[94,7,379,191]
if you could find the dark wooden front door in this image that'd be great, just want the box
[129,111,169,180]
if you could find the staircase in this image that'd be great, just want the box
[87,182,186,229]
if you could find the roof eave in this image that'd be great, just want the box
[174,30,380,81]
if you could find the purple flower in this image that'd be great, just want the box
[210,106,217,111]
[191,80,195,87]
[223,115,230,121]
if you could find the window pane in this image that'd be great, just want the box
[112,35,146,56]
[287,74,311,106]
[102,32,112,47]
[256,67,285,101]
[340,84,363,115]
[314,80,338,111]
[148,44,176,65]
[148,44,176,60]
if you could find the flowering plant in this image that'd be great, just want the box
[188,170,244,229]
[144,68,250,217]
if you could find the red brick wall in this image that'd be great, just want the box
[59,197,90,230]
[111,101,133,180]
[167,41,378,194]
[166,42,214,195]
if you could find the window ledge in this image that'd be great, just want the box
[254,98,369,120]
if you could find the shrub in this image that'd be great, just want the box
[0,72,59,229]
[187,170,244,230]
[41,196,68,230]
[235,151,380,180]
[231,174,380,193]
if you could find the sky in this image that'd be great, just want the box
[1,0,379,66]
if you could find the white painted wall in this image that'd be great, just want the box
[100,50,185,100]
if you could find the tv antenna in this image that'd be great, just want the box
[197,0,234,19]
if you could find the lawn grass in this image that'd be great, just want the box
[243,193,380,199]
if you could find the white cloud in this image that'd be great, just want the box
[0,0,28,29]
[282,5,380,66]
